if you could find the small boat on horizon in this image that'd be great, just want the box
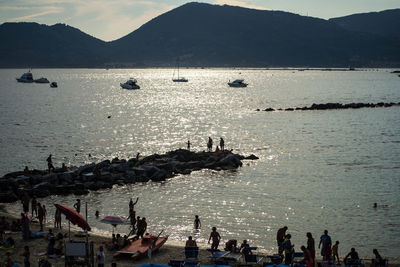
[34,77,50,83]
[16,71,34,83]
[228,79,248,87]
[120,78,140,90]
[172,58,188,82]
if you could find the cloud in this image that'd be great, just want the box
[9,6,64,21]
[214,0,268,10]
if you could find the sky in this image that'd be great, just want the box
[1,0,399,41]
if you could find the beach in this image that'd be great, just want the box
[0,207,214,267]
[1,206,399,267]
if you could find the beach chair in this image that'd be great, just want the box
[244,254,264,265]
[344,259,364,267]
[185,247,199,260]
[184,261,200,267]
[291,252,304,266]
[263,255,282,266]
[169,260,185,267]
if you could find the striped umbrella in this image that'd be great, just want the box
[99,215,129,233]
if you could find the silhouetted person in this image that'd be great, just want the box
[276,226,288,255]
[73,199,81,213]
[220,137,225,150]
[185,236,198,247]
[344,248,359,265]
[318,230,332,260]
[47,154,55,173]
[37,202,44,231]
[208,227,221,250]
[187,140,191,150]
[371,249,384,267]
[300,245,312,267]
[332,241,340,264]
[31,196,37,218]
[283,234,294,265]
[194,215,201,229]
[307,232,315,264]
[207,137,213,152]
[129,197,139,211]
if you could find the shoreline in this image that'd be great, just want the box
[1,206,399,266]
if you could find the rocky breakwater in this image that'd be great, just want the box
[257,102,400,112]
[0,149,258,203]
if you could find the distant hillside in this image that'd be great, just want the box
[0,22,109,67]
[330,9,400,38]
[108,2,400,67]
[1,3,400,68]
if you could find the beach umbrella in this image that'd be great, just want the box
[54,203,91,231]
[99,215,129,233]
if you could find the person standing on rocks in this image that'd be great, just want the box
[187,140,191,151]
[220,137,225,151]
[47,154,55,173]
[207,137,213,152]
[74,199,81,213]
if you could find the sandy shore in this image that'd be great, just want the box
[1,206,398,267]
[0,207,220,267]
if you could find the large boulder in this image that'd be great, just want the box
[150,169,169,182]
[219,154,242,168]
[76,163,96,176]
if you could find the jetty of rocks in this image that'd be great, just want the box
[0,149,258,203]
[256,102,400,112]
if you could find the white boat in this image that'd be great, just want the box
[16,72,34,83]
[34,77,50,83]
[228,79,248,87]
[172,59,188,82]
[120,78,140,89]
[50,82,58,88]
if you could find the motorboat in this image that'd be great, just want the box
[16,72,34,83]
[50,82,58,88]
[228,79,248,87]
[120,78,140,89]
[34,77,50,83]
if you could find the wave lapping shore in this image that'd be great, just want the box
[257,102,400,112]
[0,149,258,203]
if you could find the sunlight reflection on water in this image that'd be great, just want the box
[0,68,400,258]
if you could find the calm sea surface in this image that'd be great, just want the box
[0,68,399,259]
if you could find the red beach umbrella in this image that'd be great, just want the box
[54,203,91,231]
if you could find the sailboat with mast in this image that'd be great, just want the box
[172,58,188,82]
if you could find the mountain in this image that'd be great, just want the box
[1,3,400,68]
[108,2,400,67]
[330,9,400,38]
[0,22,109,67]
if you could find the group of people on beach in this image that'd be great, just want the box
[274,226,385,267]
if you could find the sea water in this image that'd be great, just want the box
[0,68,399,259]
